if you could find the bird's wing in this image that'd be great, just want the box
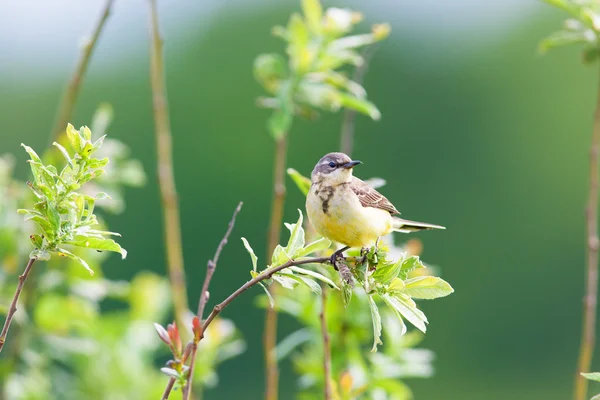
[350,177,400,215]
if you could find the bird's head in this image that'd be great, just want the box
[311,152,362,185]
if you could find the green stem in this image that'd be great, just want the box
[264,135,288,400]
[49,0,114,144]
[148,0,189,341]
[575,63,600,400]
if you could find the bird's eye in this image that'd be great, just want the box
[328,161,336,168]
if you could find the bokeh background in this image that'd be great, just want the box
[1,0,598,399]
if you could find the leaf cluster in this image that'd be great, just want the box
[18,124,127,273]
[540,0,600,63]
[254,0,391,138]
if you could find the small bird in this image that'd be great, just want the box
[306,152,444,261]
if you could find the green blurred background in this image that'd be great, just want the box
[1,0,598,398]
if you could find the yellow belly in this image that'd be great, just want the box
[306,186,393,248]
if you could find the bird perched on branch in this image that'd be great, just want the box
[306,152,444,263]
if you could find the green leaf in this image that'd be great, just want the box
[273,273,299,289]
[382,293,426,333]
[403,276,454,299]
[259,282,275,308]
[271,244,290,266]
[372,259,402,285]
[338,92,381,120]
[302,0,323,33]
[287,168,312,196]
[342,279,353,307]
[268,109,293,140]
[295,237,331,258]
[388,278,405,292]
[21,143,42,164]
[284,210,305,258]
[275,328,313,361]
[52,142,74,169]
[65,124,83,152]
[30,249,51,261]
[241,237,258,272]
[280,272,321,294]
[399,255,424,280]
[539,29,595,54]
[288,266,339,289]
[368,295,383,352]
[581,372,600,382]
[54,248,94,275]
[63,235,127,259]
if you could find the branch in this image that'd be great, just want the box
[320,286,332,400]
[183,202,243,400]
[0,258,36,353]
[340,45,380,157]
[159,255,349,399]
[575,64,600,400]
[49,0,114,143]
[147,0,189,338]
[265,135,288,400]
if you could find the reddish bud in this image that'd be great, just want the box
[192,316,202,341]
[167,322,182,356]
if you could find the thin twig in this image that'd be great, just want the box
[159,255,359,400]
[340,45,380,157]
[575,64,600,400]
[265,135,288,400]
[183,202,244,400]
[49,0,114,144]
[320,286,332,400]
[148,0,189,339]
[0,258,36,353]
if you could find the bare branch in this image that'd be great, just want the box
[0,258,36,353]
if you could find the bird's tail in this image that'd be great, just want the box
[392,217,445,233]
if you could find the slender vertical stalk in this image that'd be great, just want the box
[0,258,36,353]
[575,64,600,400]
[264,135,288,400]
[49,0,114,144]
[148,0,189,339]
[320,287,332,400]
[340,45,379,156]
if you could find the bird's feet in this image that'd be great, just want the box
[329,246,350,271]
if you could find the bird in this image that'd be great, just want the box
[305,152,444,263]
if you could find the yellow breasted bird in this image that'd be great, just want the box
[306,152,444,261]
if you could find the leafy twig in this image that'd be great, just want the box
[320,286,332,400]
[160,255,348,399]
[575,64,600,400]
[265,135,288,400]
[148,0,189,337]
[0,258,36,353]
[182,202,244,400]
[340,45,380,157]
[49,0,114,143]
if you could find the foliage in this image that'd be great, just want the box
[0,110,242,399]
[582,372,600,400]
[250,170,454,399]
[254,0,390,139]
[540,0,600,63]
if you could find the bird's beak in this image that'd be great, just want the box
[341,160,362,169]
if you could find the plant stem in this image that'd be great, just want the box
[265,135,288,400]
[0,258,36,353]
[49,0,114,144]
[148,0,189,339]
[320,286,332,400]
[340,45,380,157]
[575,64,600,400]
[183,202,243,400]
[161,255,351,400]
